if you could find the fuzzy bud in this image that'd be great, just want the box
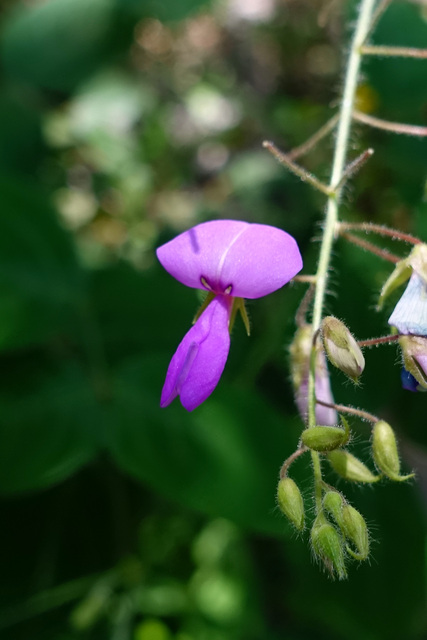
[323,492,369,561]
[321,316,365,382]
[372,420,414,482]
[301,425,348,452]
[341,505,369,561]
[323,490,345,521]
[277,477,305,531]
[327,450,379,483]
[310,515,347,580]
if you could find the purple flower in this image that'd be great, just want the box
[397,335,427,392]
[387,268,427,391]
[157,219,303,410]
[290,326,337,426]
[388,272,427,336]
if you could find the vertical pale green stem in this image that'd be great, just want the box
[306,0,377,501]
[307,0,377,427]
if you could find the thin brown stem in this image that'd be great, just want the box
[335,148,374,190]
[280,446,309,479]
[263,140,332,196]
[358,334,400,348]
[340,231,401,263]
[293,274,318,284]
[295,284,315,328]
[353,110,427,137]
[361,44,427,59]
[316,398,379,424]
[339,222,422,245]
[287,113,340,161]
[363,0,392,41]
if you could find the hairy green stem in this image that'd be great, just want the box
[307,0,377,499]
[311,446,324,513]
[307,0,377,428]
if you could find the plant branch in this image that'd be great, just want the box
[295,283,315,328]
[335,148,374,190]
[338,222,422,245]
[316,398,379,424]
[339,231,401,263]
[280,446,309,479]
[263,140,332,195]
[307,0,378,427]
[361,44,427,59]
[293,274,317,284]
[358,334,401,347]
[287,113,340,160]
[353,109,427,137]
[363,0,392,41]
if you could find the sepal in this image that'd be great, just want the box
[372,420,414,482]
[379,243,427,309]
[327,450,379,483]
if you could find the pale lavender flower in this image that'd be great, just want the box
[388,271,427,391]
[290,326,337,426]
[388,271,427,336]
[157,219,302,410]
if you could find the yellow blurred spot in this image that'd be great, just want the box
[354,83,379,114]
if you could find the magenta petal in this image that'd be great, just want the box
[156,220,302,298]
[160,296,232,411]
[216,222,302,298]
[416,355,427,379]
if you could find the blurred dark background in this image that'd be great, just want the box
[0,0,427,638]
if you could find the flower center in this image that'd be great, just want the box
[200,276,233,295]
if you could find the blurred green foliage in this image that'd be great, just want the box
[0,0,427,638]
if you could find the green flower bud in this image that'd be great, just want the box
[321,316,365,382]
[323,492,369,561]
[301,425,348,452]
[372,420,414,482]
[311,515,347,580]
[327,450,379,483]
[341,505,369,561]
[277,477,305,531]
[323,490,345,522]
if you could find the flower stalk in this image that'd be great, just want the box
[308,0,377,426]
[307,0,377,507]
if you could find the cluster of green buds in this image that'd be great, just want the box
[280,313,414,578]
[310,491,370,580]
[277,413,413,578]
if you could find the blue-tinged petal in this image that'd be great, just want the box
[160,296,232,411]
[388,272,427,335]
[401,369,420,392]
